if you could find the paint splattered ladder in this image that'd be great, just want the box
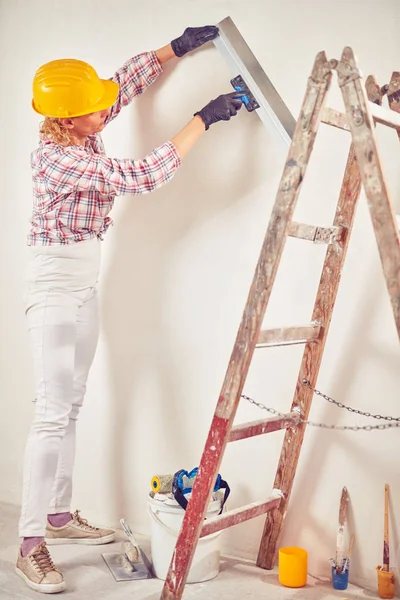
[160,49,400,600]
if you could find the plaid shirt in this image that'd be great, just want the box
[28,51,182,245]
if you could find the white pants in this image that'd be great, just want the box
[19,238,101,537]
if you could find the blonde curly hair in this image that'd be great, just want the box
[39,117,78,146]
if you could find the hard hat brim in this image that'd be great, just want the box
[32,79,119,118]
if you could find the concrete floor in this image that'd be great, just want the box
[0,502,375,600]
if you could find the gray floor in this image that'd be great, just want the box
[0,502,373,599]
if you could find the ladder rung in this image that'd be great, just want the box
[322,102,400,132]
[257,324,321,348]
[288,221,344,244]
[200,496,282,538]
[229,414,295,442]
[369,102,400,130]
[321,107,351,131]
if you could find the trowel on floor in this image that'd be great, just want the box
[102,518,153,582]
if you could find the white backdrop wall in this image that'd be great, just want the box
[1,0,400,590]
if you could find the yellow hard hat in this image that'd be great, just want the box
[32,58,119,118]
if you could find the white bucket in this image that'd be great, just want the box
[147,493,222,583]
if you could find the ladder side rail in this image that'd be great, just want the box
[160,51,333,600]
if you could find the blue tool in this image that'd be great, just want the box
[172,467,230,514]
[230,74,260,112]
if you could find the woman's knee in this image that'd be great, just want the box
[31,408,70,434]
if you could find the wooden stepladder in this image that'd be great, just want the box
[160,48,400,600]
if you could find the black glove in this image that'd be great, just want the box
[194,92,243,130]
[171,25,219,57]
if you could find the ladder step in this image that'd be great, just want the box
[322,102,400,132]
[288,221,345,243]
[321,107,351,131]
[229,414,296,442]
[257,324,321,348]
[369,102,400,130]
[200,496,282,538]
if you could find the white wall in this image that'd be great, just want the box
[1,0,400,591]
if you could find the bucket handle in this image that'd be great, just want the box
[147,505,222,541]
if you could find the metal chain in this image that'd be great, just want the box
[302,379,400,422]
[240,391,400,431]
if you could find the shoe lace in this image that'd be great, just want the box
[72,509,99,531]
[31,542,56,575]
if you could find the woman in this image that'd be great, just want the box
[16,24,242,594]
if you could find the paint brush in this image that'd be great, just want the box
[335,487,349,573]
[383,484,389,571]
[343,534,355,573]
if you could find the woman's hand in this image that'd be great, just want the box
[195,92,243,130]
[171,25,219,58]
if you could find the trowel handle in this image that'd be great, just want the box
[120,518,132,538]
[120,518,139,550]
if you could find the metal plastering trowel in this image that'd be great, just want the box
[102,518,153,582]
[213,16,296,147]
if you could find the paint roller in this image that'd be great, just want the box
[151,474,174,494]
